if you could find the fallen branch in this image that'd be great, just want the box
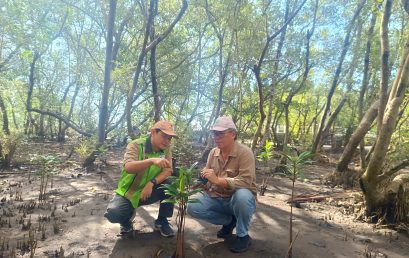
[287,194,354,204]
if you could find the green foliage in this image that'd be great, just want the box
[74,138,96,159]
[161,163,202,205]
[256,139,274,163]
[257,140,275,196]
[160,162,202,258]
[0,132,23,168]
[30,154,60,175]
[30,154,60,201]
[385,130,409,170]
[172,135,196,168]
[0,0,409,166]
[283,151,313,182]
[282,150,313,258]
[97,144,108,155]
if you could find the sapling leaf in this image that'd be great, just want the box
[160,162,203,257]
[162,199,177,204]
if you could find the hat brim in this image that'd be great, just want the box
[211,126,230,131]
[160,129,178,138]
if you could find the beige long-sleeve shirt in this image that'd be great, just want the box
[205,141,257,198]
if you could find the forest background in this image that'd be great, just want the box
[1,0,409,230]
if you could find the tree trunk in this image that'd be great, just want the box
[336,100,378,172]
[361,10,409,216]
[83,0,117,169]
[260,1,289,149]
[312,0,366,153]
[58,84,80,142]
[150,1,160,122]
[318,97,347,152]
[200,0,235,161]
[125,0,188,138]
[0,94,10,135]
[377,0,391,134]
[358,13,376,169]
[97,0,116,147]
[25,14,69,137]
[251,64,266,151]
[282,0,317,154]
[39,112,45,138]
[250,0,307,151]
[25,52,40,135]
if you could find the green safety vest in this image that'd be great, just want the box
[115,136,168,208]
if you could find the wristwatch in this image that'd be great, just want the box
[150,178,158,186]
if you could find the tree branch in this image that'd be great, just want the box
[145,0,188,53]
[28,108,92,137]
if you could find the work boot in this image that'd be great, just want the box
[230,235,251,253]
[119,225,133,236]
[217,216,236,238]
[154,218,175,237]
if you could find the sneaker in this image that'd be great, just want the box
[119,225,133,236]
[154,218,175,237]
[230,235,251,253]
[217,216,236,238]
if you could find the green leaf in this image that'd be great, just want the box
[187,198,202,204]
[161,198,177,204]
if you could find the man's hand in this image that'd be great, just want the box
[151,158,171,168]
[140,182,153,201]
[201,168,218,184]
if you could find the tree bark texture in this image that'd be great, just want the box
[312,0,366,153]
[336,100,379,172]
[126,0,188,138]
[358,13,376,169]
[0,94,10,135]
[261,0,290,149]
[150,1,160,122]
[361,25,409,214]
[97,0,117,146]
[281,0,317,152]
[378,0,391,135]
[250,0,307,150]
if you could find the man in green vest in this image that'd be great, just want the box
[104,120,177,237]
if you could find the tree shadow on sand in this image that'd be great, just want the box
[201,235,282,258]
[110,231,201,258]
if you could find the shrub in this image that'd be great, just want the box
[0,132,23,168]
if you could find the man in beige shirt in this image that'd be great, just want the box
[187,116,256,253]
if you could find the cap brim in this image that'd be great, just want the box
[160,130,178,138]
[211,126,229,131]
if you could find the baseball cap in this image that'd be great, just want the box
[151,120,178,138]
[211,116,237,131]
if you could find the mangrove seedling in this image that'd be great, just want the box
[282,151,312,258]
[161,162,202,258]
[256,140,274,195]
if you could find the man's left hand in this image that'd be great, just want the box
[201,168,218,184]
[141,182,153,201]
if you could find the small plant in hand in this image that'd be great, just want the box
[281,151,313,258]
[256,140,274,196]
[160,162,202,258]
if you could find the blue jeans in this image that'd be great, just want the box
[187,188,256,237]
[104,182,174,230]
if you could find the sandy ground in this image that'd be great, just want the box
[0,142,408,258]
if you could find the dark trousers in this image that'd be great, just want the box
[104,181,174,230]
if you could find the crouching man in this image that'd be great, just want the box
[104,120,177,237]
[187,116,257,253]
